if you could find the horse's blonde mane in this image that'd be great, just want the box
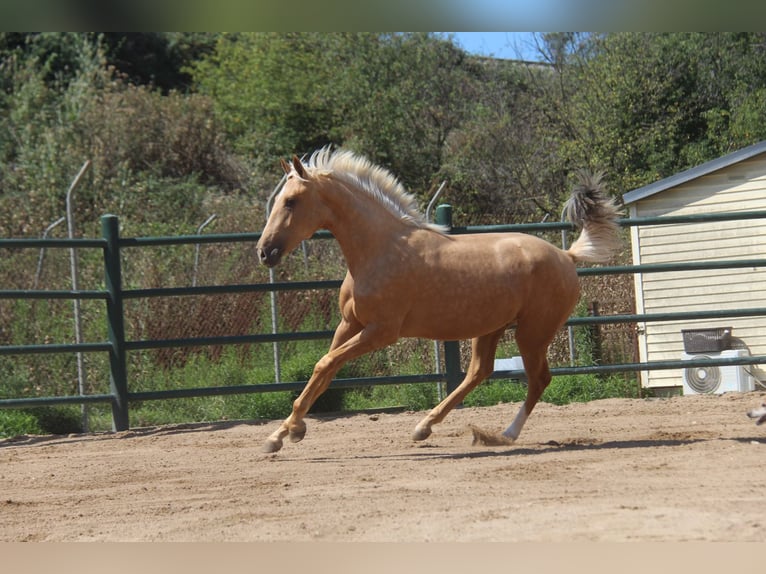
[302,147,447,234]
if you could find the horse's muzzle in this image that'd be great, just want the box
[257,245,282,267]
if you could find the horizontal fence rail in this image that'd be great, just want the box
[2,208,766,431]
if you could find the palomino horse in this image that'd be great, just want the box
[256,148,621,453]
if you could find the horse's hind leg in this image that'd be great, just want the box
[413,328,505,441]
[501,327,554,441]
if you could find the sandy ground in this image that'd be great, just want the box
[2,391,766,542]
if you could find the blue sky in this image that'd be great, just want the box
[448,32,543,61]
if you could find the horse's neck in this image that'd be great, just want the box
[319,181,410,274]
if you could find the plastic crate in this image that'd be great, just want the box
[681,327,732,354]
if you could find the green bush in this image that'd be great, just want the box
[464,374,638,409]
[342,383,440,412]
[0,406,82,438]
[118,393,294,429]
[542,374,639,405]
[106,346,297,428]
[0,35,246,237]
[281,344,345,414]
[28,406,83,434]
[463,379,527,407]
[0,410,43,437]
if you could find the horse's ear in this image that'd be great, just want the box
[280,158,291,174]
[292,155,307,179]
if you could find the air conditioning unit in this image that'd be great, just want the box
[681,349,754,395]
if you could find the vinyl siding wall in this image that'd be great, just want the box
[629,155,766,389]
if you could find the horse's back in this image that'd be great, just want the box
[391,231,580,340]
[428,231,577,286]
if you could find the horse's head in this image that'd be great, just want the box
[256,156,329,267]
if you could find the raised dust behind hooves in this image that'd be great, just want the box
[467,424,516,447]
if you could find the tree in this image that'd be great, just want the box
[190,33,477,195]
[100,32,217,92]
[551,33,766,192]
[0,34,243,235]
[437,58,569,224]
[190,33,342,186]
[338,33,478,193]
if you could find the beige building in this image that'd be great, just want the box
[622,141,766,393]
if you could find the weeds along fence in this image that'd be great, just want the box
[2,208,766,432]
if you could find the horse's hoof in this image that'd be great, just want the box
[412,425,432,441]
[261,437,283,453]
[288,423,307,443]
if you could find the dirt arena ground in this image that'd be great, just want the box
[2,392,765,542]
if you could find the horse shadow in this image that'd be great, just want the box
[296,434,763,464]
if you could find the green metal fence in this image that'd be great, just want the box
[2,208,766,432]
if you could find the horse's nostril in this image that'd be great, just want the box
[256,245,281,267]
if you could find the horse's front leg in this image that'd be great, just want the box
[261,320,396,453]
[261,355,334,452]
[261,318,360,453]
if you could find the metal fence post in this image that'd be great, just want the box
[434,203,453,229]
[435,204,463,395]
[101,214,129,431]
[442,340,462,395]
[265,175,288,383]
[192,213,217,287]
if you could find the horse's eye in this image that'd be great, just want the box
[284,197,296,210]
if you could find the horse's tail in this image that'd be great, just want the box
[563,171,623,264]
